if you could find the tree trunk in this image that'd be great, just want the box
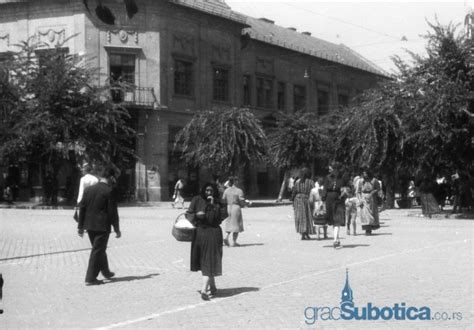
[383,174,395,209]
[277,170,289,202]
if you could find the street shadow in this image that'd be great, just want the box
[322,244,370,248]
[341,244,370,248]
[213,287,260,298]
[370,232,393,236]
[106,273,160,283]
[231,243,265,247]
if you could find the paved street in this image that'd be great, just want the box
[0,204,472,329]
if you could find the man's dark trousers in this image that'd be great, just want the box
[86,230,111,282]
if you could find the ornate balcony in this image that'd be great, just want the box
[112,86,160,109]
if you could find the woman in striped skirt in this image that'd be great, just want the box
[291,168,315,240]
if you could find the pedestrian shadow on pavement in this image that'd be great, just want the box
[214,287,259,298]
[322,244,370,248]
[232,243,264,247]
[106,273,160,283]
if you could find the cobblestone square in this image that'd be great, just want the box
[0,204,472,328]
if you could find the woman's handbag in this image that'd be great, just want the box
[172,213,196,242]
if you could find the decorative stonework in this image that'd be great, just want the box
[211,44,231,61]
[0,33,10,49]
[107,30,139,45]
[37,28,66,47]
[172,33,194,55]
[256,57,274,75]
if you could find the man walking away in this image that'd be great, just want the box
[78,165,121,285]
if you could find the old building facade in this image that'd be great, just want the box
[0,0,385,202]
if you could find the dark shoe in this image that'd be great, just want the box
[201,292,210,301]
[85,279,104,286]
[210,287,217,296]
[102,271,115,279]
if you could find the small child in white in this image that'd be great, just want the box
[345,187,358,235]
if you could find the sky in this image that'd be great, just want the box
[225,0,472,74]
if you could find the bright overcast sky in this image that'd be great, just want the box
[226,0,472,74]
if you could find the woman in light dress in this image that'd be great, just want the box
[356,169,380,235]
[222,177,249,247]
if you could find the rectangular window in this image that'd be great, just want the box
[293,85,306,111]
[213,67,229,102]
[256,77,264,107]
[243,75,251,106]
[338,93,349,108]
[109,53,136,102]
[318,89,329,115]
[264,79,273,108]
[174,59,193,96]
[277,82,285,111]
[35,48,69,75]
[256,77,273,108]
[110,54,135,84]
[0,53,11,84]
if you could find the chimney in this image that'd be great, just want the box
[287,27,297,31]
[258,17,275,24]
[302,31,311,36]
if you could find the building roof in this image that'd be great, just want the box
[243,16,388,77]
[168,0,247,26]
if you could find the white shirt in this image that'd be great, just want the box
[77,173,99,204]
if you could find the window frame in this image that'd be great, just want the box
[293,84,306,111]
[212,65,230,102]
[173,57,194,97]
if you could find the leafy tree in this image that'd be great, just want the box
[267,111,332,200]
[334,20,473,208]
[175,107,267,185]
[0,37,135,192]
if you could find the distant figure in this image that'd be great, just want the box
[43,171,54,205]
[345,187,358,235]
[418,176,440,218]
[0,273,3,313]
[78,165,121,285]
[77,164,99,205]
[291,168,315,240]
[356,168,380,235]
[407,180,417,207]
[323,164,348,247]
[309,177,327,240]
[222,177,249,247]
[2,185,13,205]
[172,177,185,209]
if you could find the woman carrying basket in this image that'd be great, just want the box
[186,182,227,301]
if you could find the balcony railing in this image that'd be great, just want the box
[112,86,159,109]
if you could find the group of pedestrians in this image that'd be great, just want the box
[76,167,250,302]
[407,170,474,217]
[291,165,381,248]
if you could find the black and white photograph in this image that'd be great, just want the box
[0,0,473,328]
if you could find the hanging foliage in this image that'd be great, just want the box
[174,107,267,176]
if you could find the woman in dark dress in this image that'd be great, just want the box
[322,164,349,248]
[187,183,227,301]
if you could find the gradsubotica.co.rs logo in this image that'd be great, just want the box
[304,269,463,324]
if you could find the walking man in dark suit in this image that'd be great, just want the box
[78,165,121,285]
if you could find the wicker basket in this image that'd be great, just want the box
[172,213,196,242]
